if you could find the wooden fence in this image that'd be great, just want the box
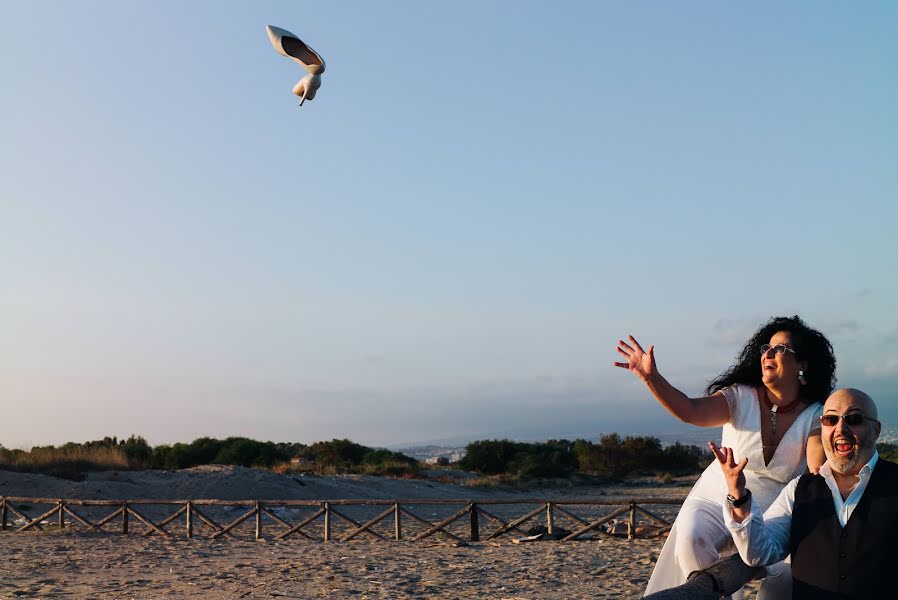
[0,496,684,543]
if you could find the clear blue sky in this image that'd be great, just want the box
[2,1,896,448]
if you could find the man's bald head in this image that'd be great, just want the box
[824,388,878,420]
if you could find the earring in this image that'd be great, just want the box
[799,370,807,386]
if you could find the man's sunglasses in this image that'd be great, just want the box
[760,344,796,357]
[820,413,879,427]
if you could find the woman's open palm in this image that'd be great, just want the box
[613,335,657,382]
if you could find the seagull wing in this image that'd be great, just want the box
[267,25,325,74]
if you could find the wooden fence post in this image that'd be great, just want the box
[1,498,7,531]
[546,502,554,536]
[394,503,401,541]
[323,503,331,542]
[628,501,636,540]
[58,500,64,529]
[469,503,479,542]
[122,502,129,534]
[186,501,193,538]
[255,501,262,540]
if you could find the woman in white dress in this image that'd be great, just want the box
[613,316,836,599]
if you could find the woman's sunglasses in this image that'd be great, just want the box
[820,413,878,427]
[760,344,796,357]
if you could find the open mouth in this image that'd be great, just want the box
[834,439,855,457]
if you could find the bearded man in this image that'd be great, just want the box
[711,388,898,599]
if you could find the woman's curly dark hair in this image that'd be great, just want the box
[705,316,836,404]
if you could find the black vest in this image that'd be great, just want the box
[790,458,898,599]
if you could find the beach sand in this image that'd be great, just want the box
[0,468,761,598]
[0,532,665,599]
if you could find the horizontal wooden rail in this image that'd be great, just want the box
[0,496,685,506]
[0,496,685,542]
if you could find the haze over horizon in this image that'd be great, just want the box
[2,2,897,451]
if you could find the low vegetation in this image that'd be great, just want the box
[0,443,132,480]
[459,435,706,481]
[0,436,417,480]
[16,431,857,483]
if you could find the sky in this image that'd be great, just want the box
[1,1,897,449]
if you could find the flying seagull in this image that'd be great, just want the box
[266,25,326,106]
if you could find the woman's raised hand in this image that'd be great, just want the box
[709,441,748,495]
[613,335,657,382]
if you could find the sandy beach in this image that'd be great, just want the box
[0,468,763,598]
[0,532,668,599]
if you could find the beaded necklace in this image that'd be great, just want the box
[761,390,802,436]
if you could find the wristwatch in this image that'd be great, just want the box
[726,488,752,508]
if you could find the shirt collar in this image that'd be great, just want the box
[864,451,879,475]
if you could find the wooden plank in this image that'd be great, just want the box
[340,505,396,541]
[62,506,99,530]
[127,506,171,537]
[469,502,479,542]
[95,506,125,529]
[0,496,687,507]
[0,497,186,506]
[474,506,530,538]
[255,502,262,541]
[16,504,60,532]
[634,504,672,527]
[328,507,385,541]
[210,507,257,540]
[484,504,547,541]
[398,507,463,543]
[260,506,315,541]
[190,505,236,539]
[5,502,45,532]
[275,507,326,541]
[144,505,188,537]
[551,504,616,538]
[546,502,554,536]
[1,498,6,531]
[552,504,591,526]
[394,503,401,541]
[561,505,630,541]
[410,504,471,542]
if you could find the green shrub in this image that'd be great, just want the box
[877,443,898,462]
[308,439,368,468]
[212,438,288,468]
[459,440,521,474]
[571,435,703,480]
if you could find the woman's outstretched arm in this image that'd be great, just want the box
[614,335,730,427]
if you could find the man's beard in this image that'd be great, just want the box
[825,436,875,473]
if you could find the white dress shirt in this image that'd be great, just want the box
[723,452,879,567]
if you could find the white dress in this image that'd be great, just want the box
[643,384,823,598]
